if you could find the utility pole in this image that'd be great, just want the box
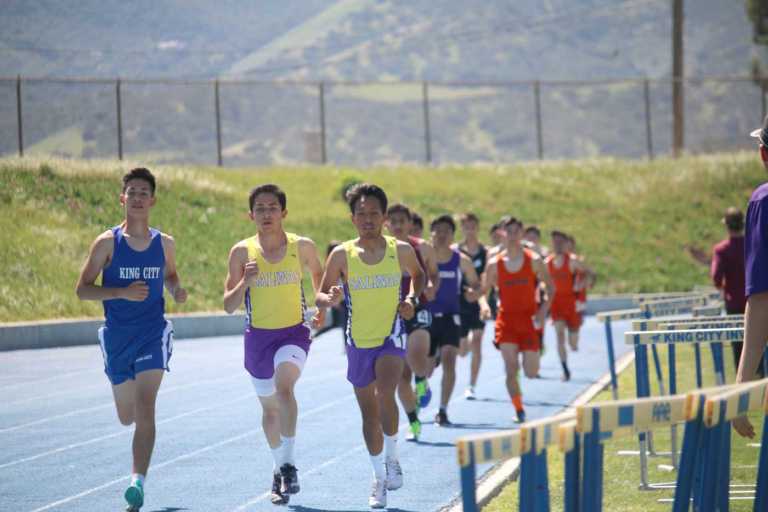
[672,0,684,157]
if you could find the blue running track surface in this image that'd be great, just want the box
[0,317,631,512]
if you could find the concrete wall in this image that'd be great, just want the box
[0,295,636,352]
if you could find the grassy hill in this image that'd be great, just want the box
[0,152,764,322]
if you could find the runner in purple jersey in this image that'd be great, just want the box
[76,168,187,512]
[428,215,483,426]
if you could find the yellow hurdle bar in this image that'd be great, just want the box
[632,291,719,305]
[596,308,645,323]
[456,429,523,467]
[519,412,576,455]
[576,394,688,441]
[625,328,744,346]
[641,296,709,316]
[703,378,768,428]
[558,419,579,453]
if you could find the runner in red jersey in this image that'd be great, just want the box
[546,230,589,381]
[564,235,595,330]
[482,217,553,423]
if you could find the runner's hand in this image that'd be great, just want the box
[328,285,344,307]
[398,300,415,320]
[312,308,326,329]
[480,303,492,320]
[121,281,149,302]
[534,309,547,329]
[173,287,188,304]
[242,260,260,287]
[733,415,755,438]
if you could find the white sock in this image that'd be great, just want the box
[270,443,284,474]
[131,473,145,487]
[383,433,398,462]
[281,435,296,466]
[370,451,386,480]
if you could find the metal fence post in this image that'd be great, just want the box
[116,79,123,161]
[16,75,23,157]
[643,79,654,160]
[534,80,543,160]
[214,80,223,167]
[422,81,432,164]
[318,82,327,165]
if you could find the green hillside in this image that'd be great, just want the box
[0,152,764,322]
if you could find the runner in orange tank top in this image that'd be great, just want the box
[482,217,553,423]
[565,234,596,331]
[546,230,589,381]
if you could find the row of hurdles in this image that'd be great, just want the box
[456,290,767,511]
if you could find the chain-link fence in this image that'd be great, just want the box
[0,75,764,167]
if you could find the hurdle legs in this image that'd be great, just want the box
[604,318,619,400]
[754,412,768,512]
[458,442,479,512]
[564,435,581,512]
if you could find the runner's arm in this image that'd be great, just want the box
[316,247,346,308]
[75,232,136,301]
[532,257,554,316]
[419,241,441,300]
[162,234,187,303]
[223,244,250,314]
[397,241,426,299]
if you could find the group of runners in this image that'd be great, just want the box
[75,168,594,511]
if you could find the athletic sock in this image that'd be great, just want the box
[270,443,284,474]
[511,394,524,413]
[414,375,425,384]
[370,451,386,480]
[130,473,145,487]
[407,410,419,424]
[281,435,296,466]
[384,433,398,461]
[561,361,570,375]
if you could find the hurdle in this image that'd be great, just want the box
[672,378,768,512]
[576,393,690,511]
[456,413,576,512]
[596,308,646,399]
[456,430,522,511]
[626,326,743,489]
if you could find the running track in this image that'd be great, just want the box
[0,317,632,512]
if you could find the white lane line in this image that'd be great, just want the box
[0,373,245,434]
[0,370,97,391]
[27,393,356,512]
[0,394,252,470]
[1,369,347,467]
[4,360,243,407]
[227,371,501,512]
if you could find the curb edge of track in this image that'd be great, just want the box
[439,349,637,512]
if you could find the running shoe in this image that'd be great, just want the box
[385,458,403,490]
[406,418,421,441]
[562,365,571,382]
[270,472,289,505]
[416,380,432,408]
[124,481,143,511]
[280,463,300,495]
[435,409,451,427]
[515,409,527,424]
[369,478,387,509]
[464,386,476,400]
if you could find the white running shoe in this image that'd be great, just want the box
[369,478,387,509]
[385,458,403,490]
[464,387,476,400]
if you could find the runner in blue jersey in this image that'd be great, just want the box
[428,215,483,426]
[76,168,187,512]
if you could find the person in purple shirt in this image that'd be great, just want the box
[710,207,748,368]
[733,117,768,438]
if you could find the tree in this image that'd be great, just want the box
[747,0,768,44]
